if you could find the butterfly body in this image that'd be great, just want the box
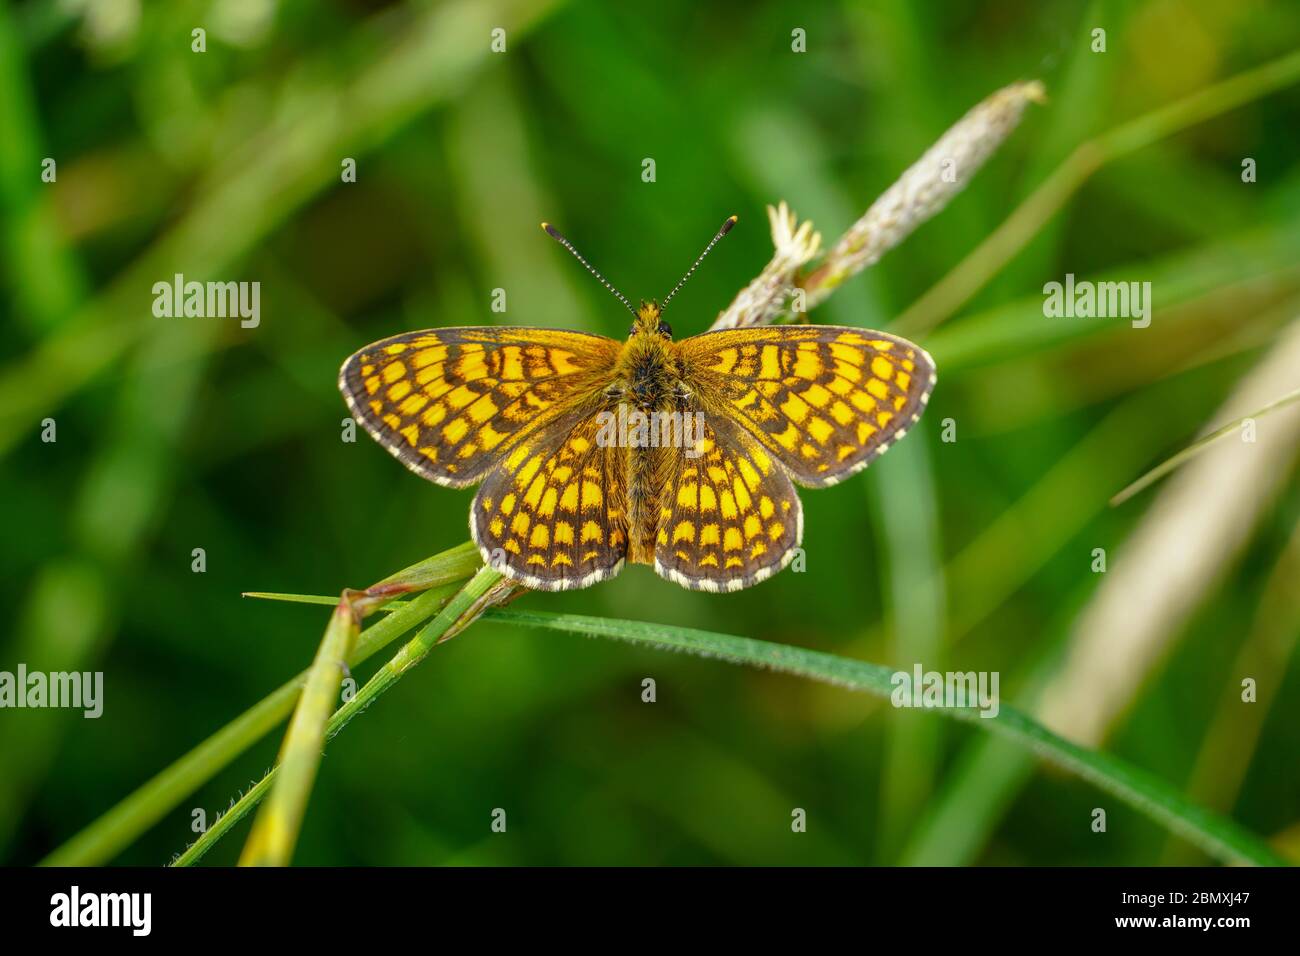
[612,302,689,564]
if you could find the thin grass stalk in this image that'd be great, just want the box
[40,543,481,866]
[711,81,1045,331]
[208,599,1286,867]
[238,602,358,866]
[1110,385,1300,505]
[892,48,1300,336]
[174,566,504,866]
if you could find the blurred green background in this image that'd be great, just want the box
[2,0,1299,866]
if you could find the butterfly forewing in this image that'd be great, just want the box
[679,326,936,487]
[338,326,621,488]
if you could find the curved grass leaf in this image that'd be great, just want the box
[482,608,1286,867]
[173,593,1286,867]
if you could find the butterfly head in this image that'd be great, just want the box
[630,301,672,340]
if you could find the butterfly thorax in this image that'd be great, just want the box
[617,306,678,405]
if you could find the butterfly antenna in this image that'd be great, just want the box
[540,222,636,317]
[661,215,738,310]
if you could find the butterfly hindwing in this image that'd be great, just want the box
[653,417,802,592]
[679,326,936,487]
[472,412,629,590]
[339,326,622,488]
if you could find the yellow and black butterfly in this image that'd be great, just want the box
[339,217,935,592]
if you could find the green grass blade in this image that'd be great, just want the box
[65,581,1288,866]
[487,609,1287,867]
[173,568,503,866]
[238,601,358,866]
[895,47,1300,336]
[1110,385,1300,505]
[205,590,1295,866]
[40,582,463,867]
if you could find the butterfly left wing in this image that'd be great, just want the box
[677,326,936,487]
[339,326,621,488]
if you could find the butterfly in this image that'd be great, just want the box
[339,217,936,593]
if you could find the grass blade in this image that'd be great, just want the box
[40,579,467,867]
[173,567,503,866]
[238,601,358,866]
[486,609,1287,867]
[149,590,1288,866]
[894,47,1300,336]
[1110,385,1300,505]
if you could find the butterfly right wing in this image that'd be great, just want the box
[339,326,622,488]
[472,410,630,590]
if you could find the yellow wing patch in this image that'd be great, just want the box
[679,326,936,487]
[652,419,802,592]
[339,326,621,488]
[471,413,628,590]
